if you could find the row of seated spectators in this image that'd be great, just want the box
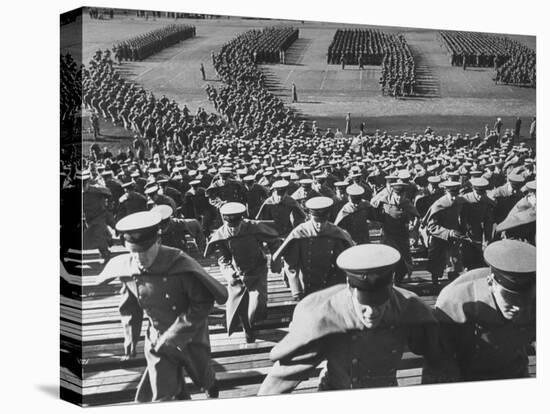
[112,24,196,62]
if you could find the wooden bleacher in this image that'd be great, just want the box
[60,230,535,406]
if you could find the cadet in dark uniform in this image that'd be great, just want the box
[205,203,281,343]
[430,240,535,382]
[118,181,148,220]
[291,178,321,209]
[489,173,526,226]
[145,182,177,212]
[258,244,441,395]
[495,180,536,245]
[373,181,420,285]
[256,180,306,237]
[152,205,206,252]
[243,175,269,219]
[423,181,466,285]
[334,184,376,244]
[273,197,354,301]
[460,178,495,270]
[97,211,228,401]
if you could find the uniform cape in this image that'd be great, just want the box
[334,201,372,225]
[98,245,228,305]
[256,194,304,217]
[421,194,466,227]
[270,284,436,362]
[203,220,280,335]
[204,220,280,257]
[272,221,354,263]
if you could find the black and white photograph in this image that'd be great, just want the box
[54,1,541,410]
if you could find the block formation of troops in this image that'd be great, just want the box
[112,24,196,62]
[60,24,536,403]
[60,54,83,135]
[327,29,417,97]
[439,31,536,87]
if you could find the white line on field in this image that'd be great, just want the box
[284,68,295,84]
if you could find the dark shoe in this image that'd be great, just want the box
[175,388,192,400]
[245,331,256,344]
[205,383,219,399]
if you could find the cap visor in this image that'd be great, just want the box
[353,285,391,306]
[125,236,157,253]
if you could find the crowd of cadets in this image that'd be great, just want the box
[82,51,222,154]
[60,54,83,131]
[495,48,536,87]
[207,29,303,139]
[112,24,196,62]
[59,24,537,399]
[327,29,417,97]
[61,117,536,282]
[240,27,299,64]
[439,31,536,87]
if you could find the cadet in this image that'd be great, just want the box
[495,180,536,245]
[373,180,420,285]
[459,178,495,270]
[334,184,376,244]
[256,180,306,237]
[291,178,321,208]
[258,244,440,394]
[273,197,354,301]
[489,173,526,225]
[204,202,281,343]
[431,240,535,382]
[118,181,148,220]
[423,181,466,285]
[243,175,269,219]
[97,211,228,401]
[152,204,206,252]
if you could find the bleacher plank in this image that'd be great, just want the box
[60,229,535,406]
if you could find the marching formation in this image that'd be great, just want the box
[60,20,536,404]
[112,24,196,62]
[327,29,417,97]
[439,30,536,87]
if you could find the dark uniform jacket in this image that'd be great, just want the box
[423,195,466,241]
[273,221,354,298]
[460,192,495,243]
[256,194,306,237]
[208,179,247,203]
[245,183,269,219]
[161,217,206,252]
[118,191,148,220]
[204,220,281,335]
[334,201,376,244]
[433,268,535,382]
[258,284,440,394]
[489,183,524,224]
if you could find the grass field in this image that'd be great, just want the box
[60,14,536,152]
